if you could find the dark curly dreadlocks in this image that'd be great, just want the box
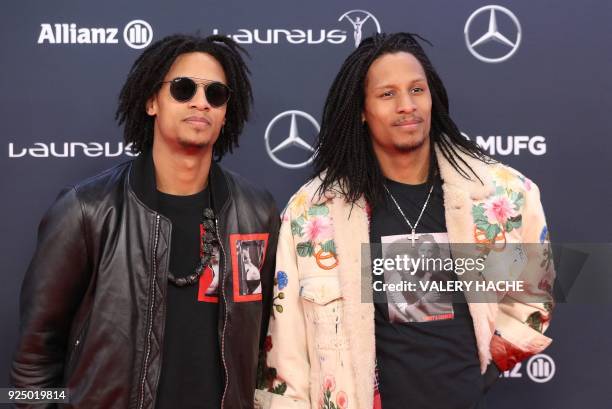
[116,34,252,159]
[313,32,491,207]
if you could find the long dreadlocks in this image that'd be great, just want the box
[313,32,492,207]
[116,34,252,159]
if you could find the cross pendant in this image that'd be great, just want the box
[411,228,416,247]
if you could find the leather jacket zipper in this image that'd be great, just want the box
[138,214,161,409]
[216,217,230,409]
[65,315,90,377]
[65,337,82,377]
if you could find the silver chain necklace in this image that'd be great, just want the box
[383,183,434,247]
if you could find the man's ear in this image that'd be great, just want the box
[146,95,157,116]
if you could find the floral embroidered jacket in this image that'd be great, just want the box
[255,147,554,409]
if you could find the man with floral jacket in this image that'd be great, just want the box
[256,33,554,409]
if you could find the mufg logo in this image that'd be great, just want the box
[213,10,380,47]
[462,132,547,156]
[37,19,153,49]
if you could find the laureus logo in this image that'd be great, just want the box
[338,10,381,48]
[8,142,136,158]
[212,10,381,47]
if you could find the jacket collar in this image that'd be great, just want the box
[306,142,495,206]
[434,144,494,201]
[128,149,230,215]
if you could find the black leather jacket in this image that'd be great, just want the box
[10,151,280,409]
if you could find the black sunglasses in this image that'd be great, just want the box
[162,77,232,107]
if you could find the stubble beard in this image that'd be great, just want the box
[178,138,208,149]
[393,132,428,153]
[177,131,216,150]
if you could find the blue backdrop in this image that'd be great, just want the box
[2,1,612,407]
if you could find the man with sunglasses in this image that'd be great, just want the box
[11,34,279,409]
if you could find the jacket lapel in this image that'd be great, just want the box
[436,146,498,373]
[330,195,376,409]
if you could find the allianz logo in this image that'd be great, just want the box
[8,142,137,158]
[462,133,547,156]
[37,20,152,49]
[38,23,120,44]
[211,28,347,45]
[500,353,555,383]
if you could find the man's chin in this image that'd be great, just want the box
[177,137,213,151]
[394,136,427,153]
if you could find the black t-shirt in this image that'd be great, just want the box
[370,175,484,409]
[155,187,223,409]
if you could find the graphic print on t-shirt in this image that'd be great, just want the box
[198,224,221,303]
[230,233,269,302]
[381,232,454,323]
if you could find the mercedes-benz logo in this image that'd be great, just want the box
[464,5,521,63]
[338,10,381,48]
[264,110,319,169]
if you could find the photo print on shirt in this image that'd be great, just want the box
[230,233,269,302]
[381,232,455,323]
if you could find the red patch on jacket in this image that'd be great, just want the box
[230,233,269,302]
[490,333,532,371]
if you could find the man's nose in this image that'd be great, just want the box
[396,92,417,114]
[189,84,211,111]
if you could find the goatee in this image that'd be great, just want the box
[178,138,208,150]
[395,135,427,153]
